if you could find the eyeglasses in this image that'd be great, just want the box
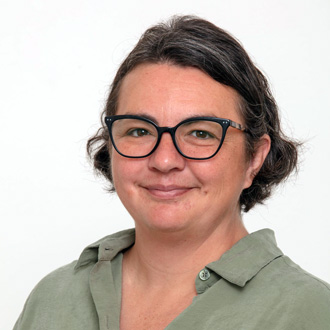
[105,115,247,160]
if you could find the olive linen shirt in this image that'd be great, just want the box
[14,229,330,330]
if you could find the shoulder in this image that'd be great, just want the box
[14,261,98,330]
[225,229,330,329]
[29,260,94,299]
[14,229,135,330]
[277,255,330,299]
[257,255,330,328]
[266,254,330,294]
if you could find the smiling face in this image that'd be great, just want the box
[111,63,264,236]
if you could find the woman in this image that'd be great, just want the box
[14,16,330,330]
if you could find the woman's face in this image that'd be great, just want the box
[112,63,258,234]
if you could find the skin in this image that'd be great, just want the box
[111,63,271,329]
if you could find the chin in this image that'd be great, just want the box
[133,204,199,233]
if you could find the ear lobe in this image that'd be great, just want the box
[243,134,271,189]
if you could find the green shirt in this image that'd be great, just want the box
[14,229,330,329]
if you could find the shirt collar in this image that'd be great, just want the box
[75,228,282,288]
[206,229,283,287]
[75,229,135,270]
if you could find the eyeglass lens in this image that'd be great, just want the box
[111,118,223,159]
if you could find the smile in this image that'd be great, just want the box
[142,185,194,199]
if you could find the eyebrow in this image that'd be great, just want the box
[122,112,159,124]
[120,112,221,125]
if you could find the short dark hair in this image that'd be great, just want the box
[87,15,299,212]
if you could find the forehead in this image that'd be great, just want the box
[116,63,242,124]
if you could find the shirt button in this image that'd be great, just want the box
[199,268,210,281]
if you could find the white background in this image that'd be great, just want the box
[1,0,330,328]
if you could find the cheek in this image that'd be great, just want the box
[112,154,130,191]
[189,160,225,196]
[111,154,143,192]
[193,151,248,196]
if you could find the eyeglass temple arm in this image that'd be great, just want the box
[229,120,247,132]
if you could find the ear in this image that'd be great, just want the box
[243,134,271,189]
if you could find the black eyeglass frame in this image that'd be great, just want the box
[105,115,247,160]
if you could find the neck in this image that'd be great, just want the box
[123,215,248,289]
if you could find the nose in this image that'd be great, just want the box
[148,132,185,173]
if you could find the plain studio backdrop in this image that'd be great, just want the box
[1,0,329,328]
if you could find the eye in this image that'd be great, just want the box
[190,130,215,139]
[127,128,151,137]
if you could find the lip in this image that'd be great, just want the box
[142,184,194,199]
